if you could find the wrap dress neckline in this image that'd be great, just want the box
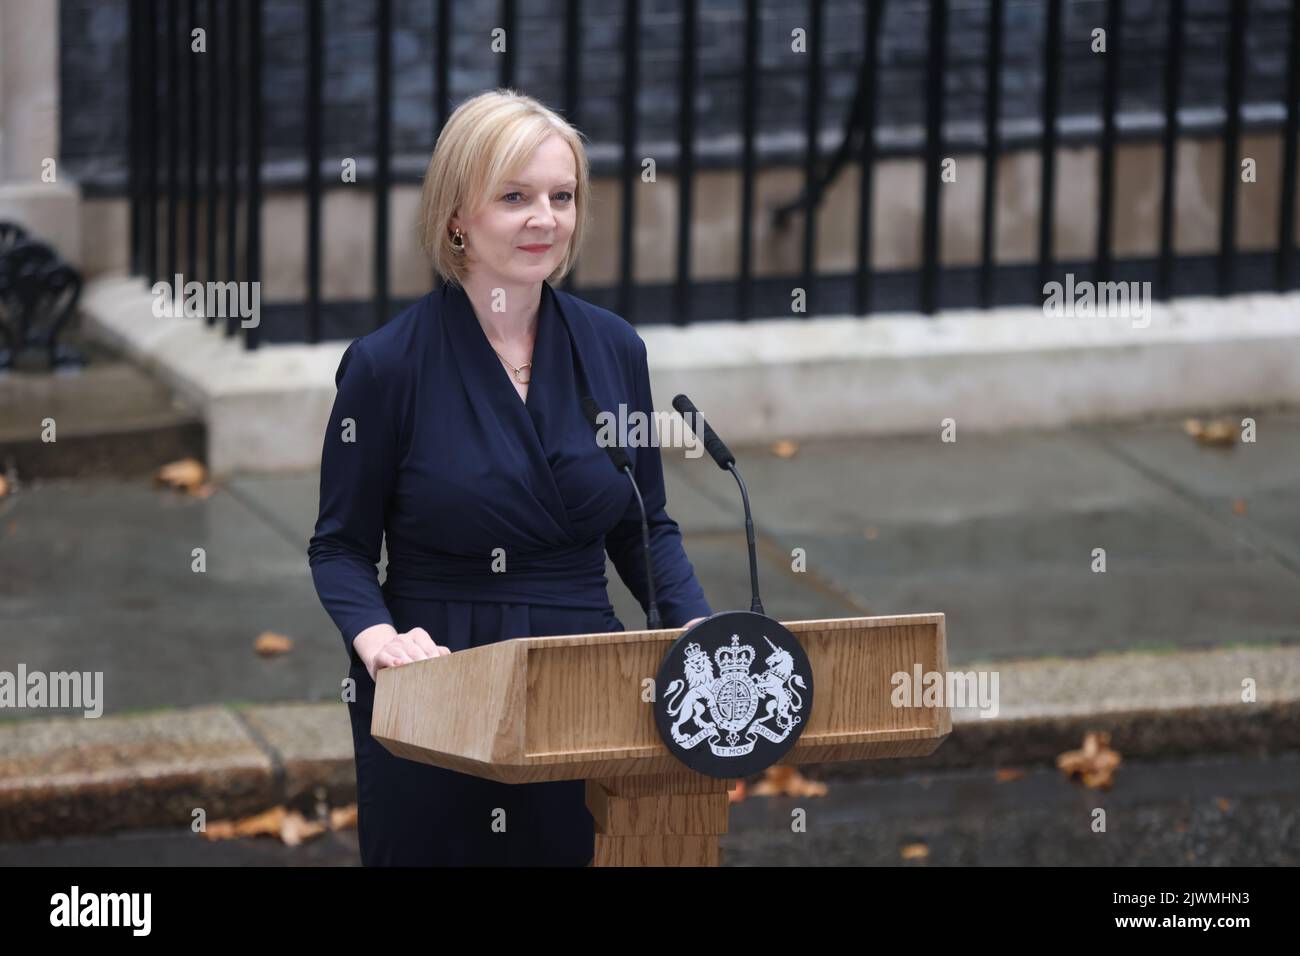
[439,279,598,544]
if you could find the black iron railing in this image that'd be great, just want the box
[125,0,1300,349]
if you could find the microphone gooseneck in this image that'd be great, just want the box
[672,394,764,616]
[581,396,662,629]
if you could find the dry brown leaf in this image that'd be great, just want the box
[900,843,929,861]
[995,768,1025,784]
[233,806,286,837]
[1056,730,1122,790]
[155,457,208,494]
[254,631,294,656]
[1232,499,1248,515]
[749,765,828,798]
[202,805,285,841]
[330,804,358,830]
[769,440,799,459]
[1183,417,1236,446]
[280,811,328,847]
[202,820,238,841]
[202,805,330,845]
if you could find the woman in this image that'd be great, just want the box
[308,89,712,867]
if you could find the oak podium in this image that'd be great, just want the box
[370,612,949,866]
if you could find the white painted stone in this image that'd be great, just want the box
[81,276,1300,476]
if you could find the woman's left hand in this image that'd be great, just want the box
[682,616,707,630]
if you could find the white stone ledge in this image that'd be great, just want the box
[642,293,1300,443]
[81,275,1300,476]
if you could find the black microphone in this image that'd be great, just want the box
[581,396,662,630]
[672,394,764,616]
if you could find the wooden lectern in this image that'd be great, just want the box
[371,612,949,866]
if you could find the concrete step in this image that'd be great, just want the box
[0,337,205,480]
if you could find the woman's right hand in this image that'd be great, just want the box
[353,624,452,682]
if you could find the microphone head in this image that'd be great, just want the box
[672,393,736,470]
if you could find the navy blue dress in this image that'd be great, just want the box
[308,280,712,866]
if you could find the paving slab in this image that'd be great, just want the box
[672,416,1300,662]
[0,706,273,842]
[1091,410,1300,570]
[0,478,342,717]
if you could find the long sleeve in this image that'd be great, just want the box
[604,335,712,628]
[308,339,398,666]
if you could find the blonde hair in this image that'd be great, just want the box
[418,88,591,288]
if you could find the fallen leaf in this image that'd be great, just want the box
[750,765,828,798]
[202,820,238,840]
[1183,417,1236,446]
[770,440,799,459]
[254,631,294,656]
[155,457,208,494]
[1056,730,1122,790]
[900,843,929,861]
[202,805,330,845]
[1201,419,1237,446]
[202,805,285,841]
[995,768,1025,783]
[330,804,358,830]
[280,811,328,847]
[1232,499,1247,515]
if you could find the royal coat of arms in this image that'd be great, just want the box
[664,633,808,758]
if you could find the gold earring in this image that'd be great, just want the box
[450,227,465,251]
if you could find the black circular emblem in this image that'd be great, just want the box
[654,611,814,778]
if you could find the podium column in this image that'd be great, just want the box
[586,772,735,867]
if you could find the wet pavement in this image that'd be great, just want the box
[2,750,1295,866]
[2,410,1299,720]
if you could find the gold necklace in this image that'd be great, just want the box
[489,345,532,384]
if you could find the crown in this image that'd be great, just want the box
[683,642,708,665]
[714,635,755,676]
